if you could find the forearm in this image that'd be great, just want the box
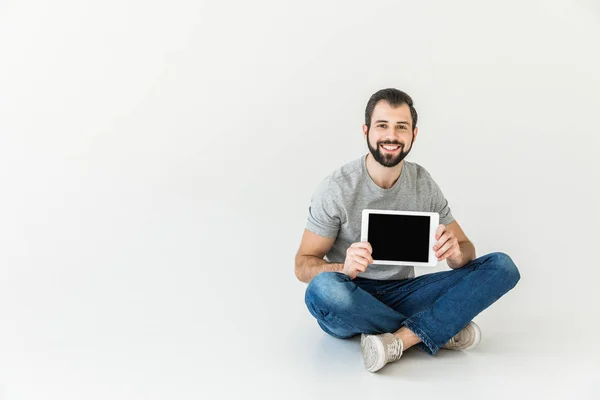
[295,255,344,283]
[447,241,476,269]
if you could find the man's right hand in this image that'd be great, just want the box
[341,241,373,279]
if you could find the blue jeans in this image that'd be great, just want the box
[304,252,520,355]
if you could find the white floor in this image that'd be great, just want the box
[276,306,600,400]
[219,276,600,400]
[1,229,599,400]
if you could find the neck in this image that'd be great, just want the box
[365,153,404,189]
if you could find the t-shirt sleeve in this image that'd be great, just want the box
[305,178,341,239]
[428,173,455,226]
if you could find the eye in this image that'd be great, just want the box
[397,125,407,130]
[378,124,387,129]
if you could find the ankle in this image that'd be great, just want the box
[393,327,421,350]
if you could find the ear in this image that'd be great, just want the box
[362,124,368,137]
[413,126,419,141]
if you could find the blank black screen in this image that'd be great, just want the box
[368,213,430,262]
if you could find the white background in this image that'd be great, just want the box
[1,0,599,399]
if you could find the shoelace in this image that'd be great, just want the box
[446,329,469,348]
[387,338,403,362]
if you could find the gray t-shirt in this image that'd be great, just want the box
[305,153,455,280]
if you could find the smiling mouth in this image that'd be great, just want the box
[380,144,402,152]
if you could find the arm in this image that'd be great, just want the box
[295,255,344,284]
[294,229,343,283]
[447,240,476,269]
[436,220,476,269]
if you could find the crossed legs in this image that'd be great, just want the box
[305,252,520,355]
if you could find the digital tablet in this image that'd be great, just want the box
[361,209,440,267]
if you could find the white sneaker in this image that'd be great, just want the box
[360,333,367,349]
[361,333,404,373]
[441,321,482,351]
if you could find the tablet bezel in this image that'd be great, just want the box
[360,209,440,267]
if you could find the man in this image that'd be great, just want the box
[294,88,521,373]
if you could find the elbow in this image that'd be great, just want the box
[294,268,308,284]
[294,256,307,283]
[294,256,302,282]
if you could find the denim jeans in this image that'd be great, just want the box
[304,252,520,355]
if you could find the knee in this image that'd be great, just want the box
[305,272,354,314]
[488,252,521,288]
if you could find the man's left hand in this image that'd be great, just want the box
[432,224,462,263]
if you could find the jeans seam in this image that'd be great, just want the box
[323,311,356,333]
[317,320,350,339]
[305,298,356,335]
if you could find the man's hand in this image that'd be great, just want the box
[432,224,462,263]
[342,241,373,279]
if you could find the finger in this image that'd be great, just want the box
[435,242,452,258]
[358,249,373,264]
[351,256,370,269]
[436,240,457,260]
[354,265,367,273]
[437,249,455,261]
[435,224,445,240]
[351,241,373,254]
[356,263,368,272]
[351,248,374,264]
[433,231,451,251]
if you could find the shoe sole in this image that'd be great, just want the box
[463,321,482,351]
[362,335,386,373]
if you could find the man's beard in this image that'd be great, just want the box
[366,130,414,168]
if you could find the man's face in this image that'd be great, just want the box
[363,101,417,168]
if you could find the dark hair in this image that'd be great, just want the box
[365,88,418,131]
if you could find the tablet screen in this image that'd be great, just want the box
[368,213,431,262]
